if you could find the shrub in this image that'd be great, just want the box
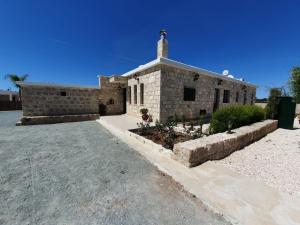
[210,104,265,134]
[265,88,282,119]
[140,108,148,115]
[163,127,176,149]
[140,108,149,121]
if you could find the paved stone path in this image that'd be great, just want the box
[0,111,229,225]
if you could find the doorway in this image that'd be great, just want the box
[213,88,220,112]
[122,88,127,114]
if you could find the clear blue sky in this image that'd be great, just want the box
[1,0,299,98]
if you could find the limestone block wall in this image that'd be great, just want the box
[98,76,126,115]
[21,85,100,117]
[172,120,278,167]
[126,66,162,121]
[160,65,256,121]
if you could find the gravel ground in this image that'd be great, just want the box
[214,119,300,196]
[0,111,229,225]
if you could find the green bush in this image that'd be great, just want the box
[265,88,282,119]
[210,105,265,134]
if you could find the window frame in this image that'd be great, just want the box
[128,86,131,104]
[235,91,239,103]
[223,90,230,103]
[134,85,137,105]
[183,87,196,101]
[140,83,144,105]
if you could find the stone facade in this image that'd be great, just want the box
[126,66,162,121]
[159,65,256,121]
[21,85,100,117]
[98,76,126,115]
[125,64,256,122]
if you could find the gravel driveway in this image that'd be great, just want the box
[0,111,229,225]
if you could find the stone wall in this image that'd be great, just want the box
[21,85,100,117]
[160,65,256,121]
[172,120,278,167]
[98,76,126,115]
[126,66,161,121]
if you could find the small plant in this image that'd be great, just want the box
[140,108,149,121]
[188,121,194,131]
[297,114,300,124]
[191,128,203,139]
[136,122,150,135]
[174,113,179,125]
[155,119,164,133]
[163,127,176,149]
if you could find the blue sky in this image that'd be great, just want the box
[0,0,299,98]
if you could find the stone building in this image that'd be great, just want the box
[123,30,256,121]
[18,30,256,124]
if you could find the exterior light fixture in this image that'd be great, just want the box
[193,73,199,81]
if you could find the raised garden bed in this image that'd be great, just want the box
[131,127,191,150]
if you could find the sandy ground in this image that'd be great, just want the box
[214,119,300,196]
[0,111,229,225]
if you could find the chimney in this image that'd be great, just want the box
[157,29,168,58]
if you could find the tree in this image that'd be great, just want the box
[265,88,282,119]
[4,74,29,100]
[289,66,300,103]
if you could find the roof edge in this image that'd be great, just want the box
[121,57,256,88]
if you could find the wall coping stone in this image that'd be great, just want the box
[172,120,278,167]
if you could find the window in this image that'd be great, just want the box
[200,109,206,116]
[134,85,137,104]
[140,83,144,105]
[107,98,114,105]
[251,92,254,105]
[128,86,131,104]
[183,87,196,101]
[243,90,247,105]
[223,90,230,103]
[60,91,67,96]
[236,91,239,103]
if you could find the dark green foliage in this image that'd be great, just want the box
[136,122,151,135]
[210,105,265,134]
[140,108,148,115]
[4,74,29,88]
[155,119,164,132]
[265,88,282,119]
[289,66,300,103]
[163,127,176,149]
[174,113,179,125]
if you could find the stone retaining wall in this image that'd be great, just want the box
[19,114,99,125]
[172,120,278,167]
